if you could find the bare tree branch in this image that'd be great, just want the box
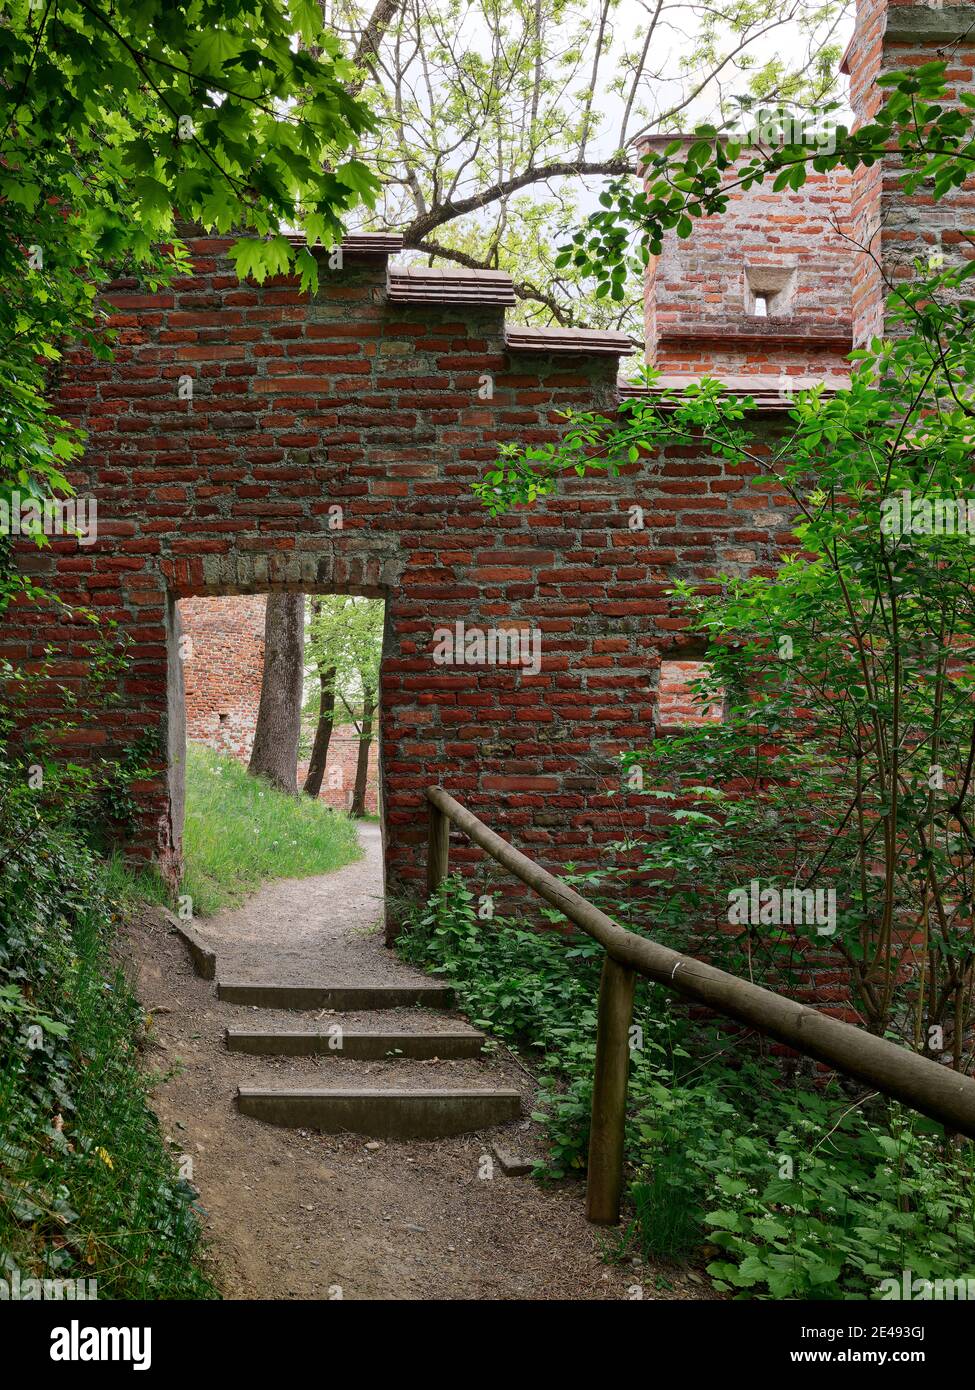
[335,0,847,328]
[402,158,633,244]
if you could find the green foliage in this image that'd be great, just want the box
[401,876,975,1298]
[412,46,975,1302]
[0,0,377,607]
[476,68,975,1056]
[623,1056,975,1299]
[558,65,973,299]
[181,742,361,915]
[0,755,215,1298]
[305,594,384,729]
[696,1088,975,1300]
[477,253,975,1049]
[98,853,173,913]
[0,627,162,852]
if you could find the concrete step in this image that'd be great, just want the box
[236,1086,522,1138]
[216,981,454,1011]
[225,1028,485,1059]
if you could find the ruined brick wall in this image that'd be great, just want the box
[842,0,887,344]
[7,233,793,922]
[8,0,973,932]
[297,736,380,815]
[844,1,975,333]
[879,4,975,293]
[180,594,266,757]
[641,148,853,385]
[645,1,975,371]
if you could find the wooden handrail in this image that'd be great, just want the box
[424,785,975,1223]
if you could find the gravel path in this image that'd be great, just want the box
[122,825,709,1301]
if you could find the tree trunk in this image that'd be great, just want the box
[350,687,375,817]
[248,592,304,794]
[303,662,336,798]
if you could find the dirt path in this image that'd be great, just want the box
[123,826,704,1300]
[188,824,414,985]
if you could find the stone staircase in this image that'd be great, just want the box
[182,950,524,1140]
[171,824,526,1146]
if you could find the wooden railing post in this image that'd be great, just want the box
[586,952,636,1225]
[426,796,450,896]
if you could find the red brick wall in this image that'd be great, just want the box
[656,660,725,729]
[881,4,975,297]
[180,594,265,757]
[845,0,975,333]
[642,148,853,384]
[9,235,790,921]
[645,1,975,373]
[298,733,380,815]
[842,0,887,344]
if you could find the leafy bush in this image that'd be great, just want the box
[400,875,975,1298]
[0,753,216,1299]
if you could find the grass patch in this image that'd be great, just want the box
[181,743,362,916]
[99,853,173,911]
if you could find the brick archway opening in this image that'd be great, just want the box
[162,544,400,926]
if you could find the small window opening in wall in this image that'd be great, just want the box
[218,711,229,725]
[745,265,797,319]
[657,660,726,729]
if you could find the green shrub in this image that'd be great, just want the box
[400,875,975,1298]
[690,1080,975,1299]
[0,759,216,1299]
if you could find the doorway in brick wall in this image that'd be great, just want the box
[168,588,387,921]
